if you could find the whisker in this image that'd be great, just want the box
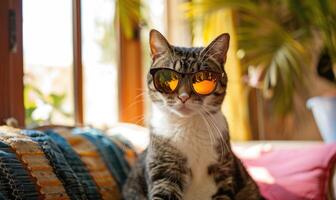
[133,116,146,125]
[132,91,149,101]
[200,106,231,159]
[198,111,215,149]
[123,99,145,112]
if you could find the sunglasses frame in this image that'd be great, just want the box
[150,68,225,96]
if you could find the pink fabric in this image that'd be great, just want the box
[240,144,336,200]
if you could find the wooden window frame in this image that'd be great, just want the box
[0,0,24,127]
[73,0,84,125]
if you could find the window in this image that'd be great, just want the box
[1,0,147,128]
[23,0,75,128]
[81,0,118,128]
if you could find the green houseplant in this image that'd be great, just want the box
[185,0,336,114]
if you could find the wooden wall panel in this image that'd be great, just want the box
[0,0,11,125]
[118,29,144,125]
[0,0,24,127]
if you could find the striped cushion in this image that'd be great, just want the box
[0,126,137,200]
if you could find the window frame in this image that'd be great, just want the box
[73,0,84,125]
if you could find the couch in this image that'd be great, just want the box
[0,124,335,200]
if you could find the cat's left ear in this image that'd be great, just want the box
[149,29,172,61]
[201,33,230,65]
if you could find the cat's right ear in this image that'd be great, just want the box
[149,29,172,60]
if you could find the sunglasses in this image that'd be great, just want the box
[150,68,225,96]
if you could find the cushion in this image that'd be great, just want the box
[241,144,336,200]
[0,126,136,200]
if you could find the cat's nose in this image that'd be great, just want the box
[178,93,190,103]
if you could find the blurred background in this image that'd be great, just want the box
[1,0,336,142]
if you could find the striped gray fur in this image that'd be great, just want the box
[123,30,263,200]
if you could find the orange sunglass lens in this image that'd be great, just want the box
[154,69,180,93]
[192,72,217,95]
[168,79,179,90]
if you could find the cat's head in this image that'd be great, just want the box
[147,29,230,117]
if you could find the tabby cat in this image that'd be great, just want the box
[122,29,263,200]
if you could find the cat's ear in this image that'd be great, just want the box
[149,29,172,60]
[201,33,230,65]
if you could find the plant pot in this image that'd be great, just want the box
[307,96,336,143]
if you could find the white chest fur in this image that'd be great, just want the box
[150,106,228,200]
[180,137,218,200]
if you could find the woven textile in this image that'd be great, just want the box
[0,126,137,200]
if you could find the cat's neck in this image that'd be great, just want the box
[150,104,228,140]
